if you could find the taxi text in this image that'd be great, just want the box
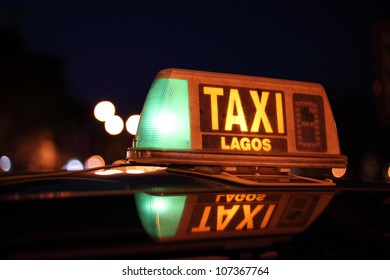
[203,86,285,133]
[191,204,276,232]
[200,85,286,153]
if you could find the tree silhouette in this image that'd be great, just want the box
[0,27,87,171]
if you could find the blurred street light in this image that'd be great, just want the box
[94,101,139,137]
[0,156,12,172]
[104,115,124,135]
[126,114,140,135]
[63,159,84,171]
[85,155,105,169]
[94,101,115,122]
[332,167,347,178]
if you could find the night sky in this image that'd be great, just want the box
[2,1,389,111]
[1,0,390,174]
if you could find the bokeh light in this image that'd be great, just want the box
[383,163,390,180]
[94,101,116,122]
[85,155,105,169]
[0,156,12,172]
[64,159,84,171]
[332,167,347,178]
[104,115,124,135]
[126,114,140,135]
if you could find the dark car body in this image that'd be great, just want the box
[1,165,389,260]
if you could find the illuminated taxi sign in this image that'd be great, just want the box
[200,86,285,152]
[128,68,347,169]
[190,193,276,233]
[135,191,334,240]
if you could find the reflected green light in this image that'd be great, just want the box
[135,193,186,238]
[136,78,191,149]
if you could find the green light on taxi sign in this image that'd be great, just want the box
[135,193,186,238]
[136,78,191,149]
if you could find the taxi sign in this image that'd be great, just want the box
[127,68,347,170]
[135,190,335,241]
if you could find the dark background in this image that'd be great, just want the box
[1,0,390,179]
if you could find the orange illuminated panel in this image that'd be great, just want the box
[188,193,279,233]
[200,85,287,153]
[141,191,335,241]
[130,68,347,169]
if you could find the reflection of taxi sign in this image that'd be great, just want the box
[127,68,347,172]
[135,191,334,240]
